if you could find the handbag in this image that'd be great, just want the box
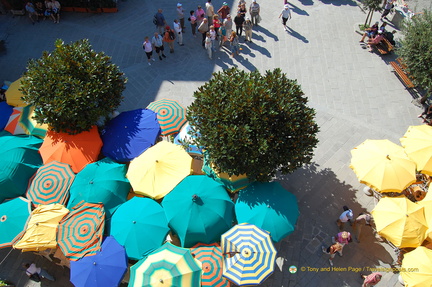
[30,273,41,282]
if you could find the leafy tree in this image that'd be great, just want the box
[187,68,319,182]
[21,39,127,134]
[399,10,432,104]
[361,0,382,26]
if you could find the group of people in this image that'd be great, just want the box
[359,21,396,52]
[25,0,61,24]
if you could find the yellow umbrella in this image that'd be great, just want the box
[5,77,27,107]
[350,139,417,192]
[417,189,432,240]
[400,125,432,176]
[13,203,69,251]
[401,246,432,286]
[127,141,193,200]
[371,196,428,248]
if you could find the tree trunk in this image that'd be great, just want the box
[368,11,374,26]
[364,10,372,26]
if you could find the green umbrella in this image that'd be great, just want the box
[109,197,170,260]
[235,181,299,242]
[0,130,43,203]
[67,157,131,219]
[162,175,234,248]
[0,197,31,248]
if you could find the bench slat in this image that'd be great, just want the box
[390,62,415,88]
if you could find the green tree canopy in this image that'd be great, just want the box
[187,68,319,182]
[399,10,432,99]
[21,39,127,134]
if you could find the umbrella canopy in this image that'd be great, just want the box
[40,126,103,173]
[417,189,432,240]
[26,161,75,206]
[0,101,13,131]
[70,236,128,287]
[147,99,187,136]
[235,181,299,242]
[371,196,428,248]
[350,139,417,192]
[190,243,229,287]
[401,246,432,287]
[5,77,27,107]
[174,122,203,156]
[13,203,69,251]
[101,108,161,163]
[18,105,49,138]
[127,141,193,200]
[0,131,43,203]
[4,107,26,135]
[400,125,432,176]
[202,151,250,192]
[109,197,170,260]
[162,175,234,248]
[0,197,31,248]
[221,223,277,286]
[57,201,105,261]
[129,242,202,287]
[68,157,130,219]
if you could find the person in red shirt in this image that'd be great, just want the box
[367,30,384,52]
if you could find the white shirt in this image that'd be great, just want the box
[339,210,353,222]
[26,263,41,276]
[151,35,163,47]
[143,41,152,53]
[205,2,214,16]
[173,22,182,33]
[281,8,291,19]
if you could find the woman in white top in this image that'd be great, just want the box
[143,37,155,65]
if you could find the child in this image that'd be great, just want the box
[229,31,240,57]
[204,32,212,59]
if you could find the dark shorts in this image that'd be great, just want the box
[282,17,288,25]
[145,51,152,59]
[155,45,164,53]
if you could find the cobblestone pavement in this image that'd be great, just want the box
[0,0,425,286]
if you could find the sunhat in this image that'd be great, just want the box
[177,3,182,7]
[284,4,289,8]
[223,2,228,5]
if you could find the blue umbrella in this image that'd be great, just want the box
[235,182,299,242]
[70,236,128,287]
[0,102,13,131]
[101,109,161,162]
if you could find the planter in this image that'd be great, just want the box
[73,7,87,13]
[10,9,25,15]
[61,6,74,12]
[102,7,118,13]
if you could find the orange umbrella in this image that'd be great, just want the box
[39,126,103,173]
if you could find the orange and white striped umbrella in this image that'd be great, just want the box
[147,99,187,136]
[190,243,229,287]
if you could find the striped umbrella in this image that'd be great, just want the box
[0,197,31,248]
[129,242,202,287]
[147,99,187,136]
[4,107,26,135]
[190,243,229,287]
[221,223,277,286]
[57,201,105,261]
[18,105,49,138]
[26,161,75,206]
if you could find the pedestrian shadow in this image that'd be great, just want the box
[254,25,279,42]
[243,41,271,58]
[318,0,358,6]
[286,27,309,43]
[288,2,310,16]
[295,0,315,6]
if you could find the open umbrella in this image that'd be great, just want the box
[350,139,417,192]
[40,126,103,173]
[70,236,128,287]
[174,122,203,156]
[401,246,432,287]
[57,201,105,261]
[109,197,170,260]
[147,99,187,136]
[162,175,234,247]
[0,197,31,248]
[129,242,202,287]
[26,161,75,206]
[400,125,432,176]
[0,131,43,203]
[5,77,27,107]
[417,189,432,240]
[68,157,130,219]
[4,107,26,135]
[0,101,13,131]
[101,108,161,163]
[13,203,69,251]
[371,196,428,248]
[235,181,299,242]
[221,223,277,286]
[190,243,229,287]
[127,141,193,200]
[18,105,49,138]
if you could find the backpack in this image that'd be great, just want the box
[153,14,158,25]
[169,30,175,40]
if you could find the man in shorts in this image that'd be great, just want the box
[151,32,167,61]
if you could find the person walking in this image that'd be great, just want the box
[331,231,352,256]
[229,31,240,58]
[152,32,166,60]
[279,4,292,31]
[195,5,206,25]
[353,212,372,243]
[154,9,167,35]
[249,0,260,26]
[173,19,184,46]
[209,25,217,52]
[217,2,230,21]
[205,0,215,23]
[381,0,395,20]
[204,32,212,59]
[361,273,382,287]
[143,36,156,65]
[336,206,354,231]
[176,3,185,32]
[198,18,210,48]
[322,242,343,266]
[24,263,55,281]
[163,26,176,53]
[243,16,253,42]
[188,10,197,37]
[234,12,245,37]
[223,14,233,42]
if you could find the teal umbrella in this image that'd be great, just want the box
[162,175,234,248]
[67,158,131,219]
[109,197,170,260]
[235,182,299,242]
[0,197,31,248]
[0,131,43,203]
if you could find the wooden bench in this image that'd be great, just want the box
[376,38,393,55]
[397,57,408,70]
[390,61,415,88]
